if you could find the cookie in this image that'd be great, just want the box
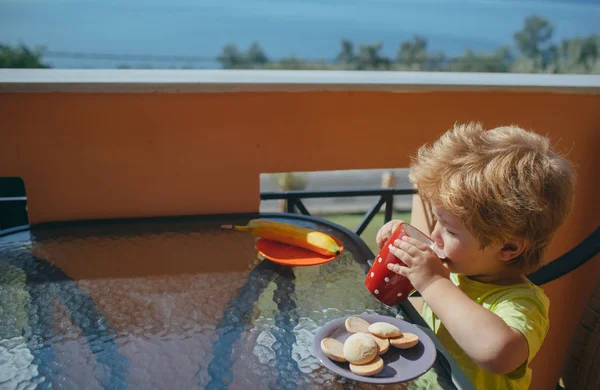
[349,356,384,376]
[345,317,371,334]
[368,322,403,338]
[370,334,390,355]
[320,338,346,362]
[342,333,378,365]
[390,333,419,349]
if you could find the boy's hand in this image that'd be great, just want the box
[387,236,449,293]
[375,220,405,249]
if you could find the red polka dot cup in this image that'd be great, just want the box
[365,222,444,306]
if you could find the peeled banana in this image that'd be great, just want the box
[221,219,341,256]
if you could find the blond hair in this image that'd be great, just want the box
[409,122,575,272]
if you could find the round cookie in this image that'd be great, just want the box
[368,322,403,338]
[349,355,384,377]
[390,333,419,349]
[370,334,390,355]
[345,317,371,334]
[320,338,346,362]
[343,333,378,365]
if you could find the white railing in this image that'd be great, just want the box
[1,69,599,93]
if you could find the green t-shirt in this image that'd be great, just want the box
[421,273,550,390]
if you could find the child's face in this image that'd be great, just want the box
[430,205,504,278]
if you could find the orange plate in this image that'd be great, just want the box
[256,236,344,266]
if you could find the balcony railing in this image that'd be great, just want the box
[260,188,416,235]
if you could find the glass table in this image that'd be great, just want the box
[0,213,473,389]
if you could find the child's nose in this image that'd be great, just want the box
[431,222,444,248]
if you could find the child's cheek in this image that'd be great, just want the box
[442,238,458,259]
[442,232,455,246]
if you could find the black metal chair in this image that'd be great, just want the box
[527,227,600,286]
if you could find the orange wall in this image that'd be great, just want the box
[1,89,599,389]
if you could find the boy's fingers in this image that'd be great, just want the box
[376,226,391,247]
[387,262,409,276]
[388,244,412,266]
[402,236,431,251]
[394,239,422,257]
[376,232,389,248]
[376,220,405,248]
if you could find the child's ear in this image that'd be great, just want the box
[498,237,527,262]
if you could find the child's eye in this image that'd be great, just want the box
[446,228,457,236]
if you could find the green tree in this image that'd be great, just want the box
[450,45,512,72]
[513,15,556,70]
[264,57,333,70]
[336,40,356,65]
[217,44,245,69]
[356,42,390,70]
[246,42,268,67]
[218,42,268,69]
[396,36,428,69]
[514,15,554,58]
[216,14,599,75]
[553,36,600,74]
[0,43,49,68]
[510,56,549,73]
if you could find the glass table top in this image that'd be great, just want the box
[0,213,469,389]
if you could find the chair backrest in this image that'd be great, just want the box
[527,228,600,286]
[561,280,600,390]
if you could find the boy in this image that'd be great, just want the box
[377,123,575,389]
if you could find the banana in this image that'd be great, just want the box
[221,219,341,256]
